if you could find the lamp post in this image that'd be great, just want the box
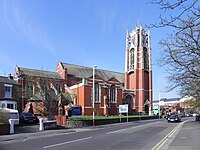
[158,90,168,119]
[158,91,161,119]
[93,65,97,127]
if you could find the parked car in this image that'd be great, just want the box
[20,112,39,124]
[167,114,182,122]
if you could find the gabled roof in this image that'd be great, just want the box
[61,62,124,83]
[0,76,19,85]
[16,67,62,80]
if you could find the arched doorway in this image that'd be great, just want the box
[124,95,133,114]
[144,100,150,115]
[144,105,149,114]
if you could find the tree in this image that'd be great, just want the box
[150,0,200,100]
[24,76,63,120]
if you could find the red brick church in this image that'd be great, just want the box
[56,25,152,116]
[14,25,152,116]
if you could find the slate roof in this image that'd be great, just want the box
[61,63,124,83]
[17,67,62,79]
[0,76,19,85]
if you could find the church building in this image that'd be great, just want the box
[56,25,153,116]
[13,24,153,117]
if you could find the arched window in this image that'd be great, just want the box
[129,48,134,70]
[26,82,33,98]
[143,48,149,70]
[110,85,116,103]
[56,84,60,93]
[95,83,100,103]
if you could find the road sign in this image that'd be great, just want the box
[119,104,128,113]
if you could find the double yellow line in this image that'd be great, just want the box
[152,120,187,150]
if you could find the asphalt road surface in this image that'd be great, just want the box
[1,117,199,150]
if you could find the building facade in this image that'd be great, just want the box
[56,62,124,116]
[0,74,21,112]
[55,25,153,116]
[11,24,153,116]
[14,67,71,116]
[124,25,152,114]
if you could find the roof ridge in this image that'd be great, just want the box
[61,62,123,74]
[19,67,58,74]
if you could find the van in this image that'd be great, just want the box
[3,108,19,125]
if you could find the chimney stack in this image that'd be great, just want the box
[8,74,13,80]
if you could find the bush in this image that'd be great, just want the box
[0,109,9,124]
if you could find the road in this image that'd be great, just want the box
[0,117,199,150]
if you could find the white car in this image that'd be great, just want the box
[2,108,19,125]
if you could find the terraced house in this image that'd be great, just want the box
[0,74,21,112]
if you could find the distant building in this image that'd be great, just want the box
[0,74,21,112]
[152,97,194,115]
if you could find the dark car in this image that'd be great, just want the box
[20,112,39,124]
[167,114,182,122]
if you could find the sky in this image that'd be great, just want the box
[0,0,179,100]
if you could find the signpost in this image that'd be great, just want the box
[119,104,128,122]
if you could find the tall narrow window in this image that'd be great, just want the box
[110,85,116,103]
[129,48,134,70]
[4,85,12,98]
[26,82,33,98]
[143,48,149,70]
[95,83,100,103]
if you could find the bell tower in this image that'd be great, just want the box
[124,24,152,114]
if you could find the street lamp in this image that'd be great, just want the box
[158,91,161,119]
[158,90,168,119]
[93,65,97,127]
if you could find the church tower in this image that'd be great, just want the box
[124,24,152,114]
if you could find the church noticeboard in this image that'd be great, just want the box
[119,104,128,113]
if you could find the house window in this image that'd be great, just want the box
[7,103,14,109]
[4,84,13,98]
[1,103,5,108]
[110,85,116,103]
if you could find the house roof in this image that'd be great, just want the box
[17,67,63,80]
[61,62,124,83]
[153,98,180,104]
[0,76,19,85]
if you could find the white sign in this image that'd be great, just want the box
[119,104,128,113]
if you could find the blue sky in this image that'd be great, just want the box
[0,0,179,100]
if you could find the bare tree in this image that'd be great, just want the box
[24,76,61,120]
[150,0,200,100]
[151,0,200,32]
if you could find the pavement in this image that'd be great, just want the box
[0,124,76,143]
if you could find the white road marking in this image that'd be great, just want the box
[106,121,160,134]
[43,136,92,149]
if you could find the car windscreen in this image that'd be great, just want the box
[170,115,178,118]
[23,113,34,117]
